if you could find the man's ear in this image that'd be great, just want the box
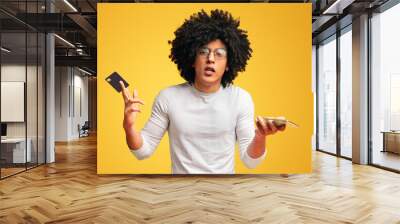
[225,67,229,71]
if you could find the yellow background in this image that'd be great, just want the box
[97,3,312,174]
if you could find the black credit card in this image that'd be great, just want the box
[105,72,129,93]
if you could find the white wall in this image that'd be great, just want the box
[55,67,89,141]
[72,73,89,138]
[55,67,70,141]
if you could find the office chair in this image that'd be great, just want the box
[79,121,90,138]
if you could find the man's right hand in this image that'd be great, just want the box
[120,81,145,130]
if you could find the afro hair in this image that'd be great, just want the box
[169,9,252,88]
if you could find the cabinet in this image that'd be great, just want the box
[382,131,400,154]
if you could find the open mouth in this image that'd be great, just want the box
[204,67,215,75]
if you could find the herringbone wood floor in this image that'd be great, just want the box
[1,134,400,224]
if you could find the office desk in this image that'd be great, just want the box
[381,131,400,154]
[1,138,31,163]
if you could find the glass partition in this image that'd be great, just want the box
[0,1,46,179]
[1,30,28,177]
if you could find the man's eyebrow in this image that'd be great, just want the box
[202,47,227,49]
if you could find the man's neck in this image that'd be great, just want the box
[193,82,221,93]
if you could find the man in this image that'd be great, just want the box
[120,9,285,174]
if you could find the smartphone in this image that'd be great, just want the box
[105,72,129,93]
[263,117,299,128]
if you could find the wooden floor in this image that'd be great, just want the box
[1,135,400,223]
[0,167,26,178]
[373,150,400,171]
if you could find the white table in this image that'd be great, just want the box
[1,138,31,163]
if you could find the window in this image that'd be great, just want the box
[317,35,337,154]
[339,27,352,158]
[371,2,400,171]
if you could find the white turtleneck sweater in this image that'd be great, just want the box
[131,82,266,174]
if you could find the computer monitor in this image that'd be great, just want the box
[1,123,7,137]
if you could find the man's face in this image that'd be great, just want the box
[192,39,228,87]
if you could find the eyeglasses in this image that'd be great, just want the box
[197,47,227,60]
